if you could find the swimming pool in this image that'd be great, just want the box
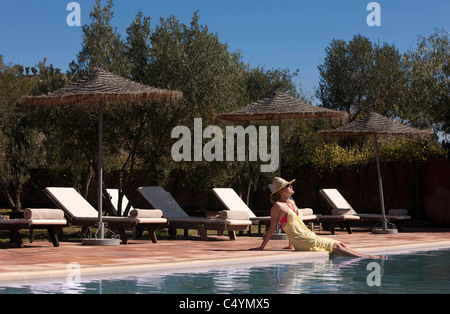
[1,248,450,294]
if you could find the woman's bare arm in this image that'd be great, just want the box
[250,204,281,250]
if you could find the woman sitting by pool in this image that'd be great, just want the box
[251,177,384,259]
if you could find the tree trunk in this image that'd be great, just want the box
[14,188,22,212]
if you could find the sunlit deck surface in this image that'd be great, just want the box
[1,226,449,283]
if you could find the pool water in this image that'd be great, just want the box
[1,248,450,294]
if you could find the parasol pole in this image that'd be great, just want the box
[372,134,397,234]
[82,96,120,245]
[278,115,282,177]
[97,97,104,239]
[271,114,287,240]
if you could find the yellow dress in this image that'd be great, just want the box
[281,209,339,253]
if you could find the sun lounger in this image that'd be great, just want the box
[212,188,318,234]
[319,188,411,231]
[315,213,360,235]
[0,208,68,248]
[44,187,167,244]
[106,188,169,238]
[106,188,134,217]
[138,186,252,240]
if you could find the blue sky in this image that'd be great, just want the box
[1,0,449,102]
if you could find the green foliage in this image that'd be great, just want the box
[303,137,446,174]
[69,0,127,77]
[0,55,34,107]
[125,12,152,83]
[39,105,98,197]
[242,66,301,102]
[0,117,42,211]
[0,57,43,211]
[403,28,450,134]
[30,58,73,96]
[148,11,245,120]
[317,34,407,121]
[317,29,449,137]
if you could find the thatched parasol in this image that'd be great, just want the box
[215,91,347,121]
[318,112,432,234]
[317,112,431,138]
[20,68,183,245]
[215,91,349,176]
[21,67,182,106]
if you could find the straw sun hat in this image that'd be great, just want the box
[270,177,295,196]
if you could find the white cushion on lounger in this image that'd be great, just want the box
[219,210,250,220]
[129,209,163,218]
[24,208,65,220]
[300,208,314,216]
[388,208,408,215]
[331,209,358,216]
[29,219,68,226]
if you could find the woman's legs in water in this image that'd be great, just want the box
[332,242,384,259]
